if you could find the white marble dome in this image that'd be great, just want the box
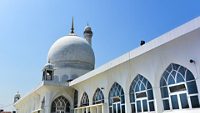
[48,34,95,70]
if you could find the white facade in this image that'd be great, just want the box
[14,17,200,113]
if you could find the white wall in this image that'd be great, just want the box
[72,28,200,113]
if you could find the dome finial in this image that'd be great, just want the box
[71,17,74,34]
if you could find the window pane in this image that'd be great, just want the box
[121,95,125,104]
[166,65,172,72]
[51,96,70,113]
[74,90,78,108]
[66,105,70,112]
[135,75,139,81]
[187,81,198,94]
[139,75,143,80]
[171,71,176,78]
[109,98,112,106]
[116,91,120,96]
[135,84,139,92]
[171,95,179,109]
[168,75,175,85]
[147,82,152,89]
[147,90,154,100]
[117,103,121,113]
[186,70,194,81]
[142,78,147,85]
[163,100,170,110]
[141,84,145,91]
[161,87,168,98]
[130,94,135,102]
[172,64,179,71]
[120,89,124,95]
[163,71,169,81]
[142,100,148,112]
[179,66,186,78]
[51,106,56,112]
[176,74,184,83]
[131,104,135,113]
[113,104,116,113]
[190,96,200,108]
[160,78,166,87]
[180,93,189,109]
[122,105,125,113]
[81,92,89,106]
[149,101,155,111]
[57,101,60,106]
[137,101,141,112]
[109,107,112,113]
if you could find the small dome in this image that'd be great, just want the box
[43,63,54,71]
[84,25,93,34]
[15,92,20,97]
[48,35,95,69]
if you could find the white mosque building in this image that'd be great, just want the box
[14,17,200,113]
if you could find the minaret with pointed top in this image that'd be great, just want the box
[84,24,93,46]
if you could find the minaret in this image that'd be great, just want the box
[84,24,93,46]
[14,92,20,103]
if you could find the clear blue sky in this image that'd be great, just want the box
[0,0,200,111]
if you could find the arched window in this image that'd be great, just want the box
[51,96,70,113]
[93,88,104,104]
[160,63,199,110]
[80,92,89,107]
[109,82,125,113]
[74,90,78,108]
[129,74,155,113]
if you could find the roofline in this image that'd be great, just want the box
[14,82,44,106]
[14,81,69,106]
[69,16,200,86]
